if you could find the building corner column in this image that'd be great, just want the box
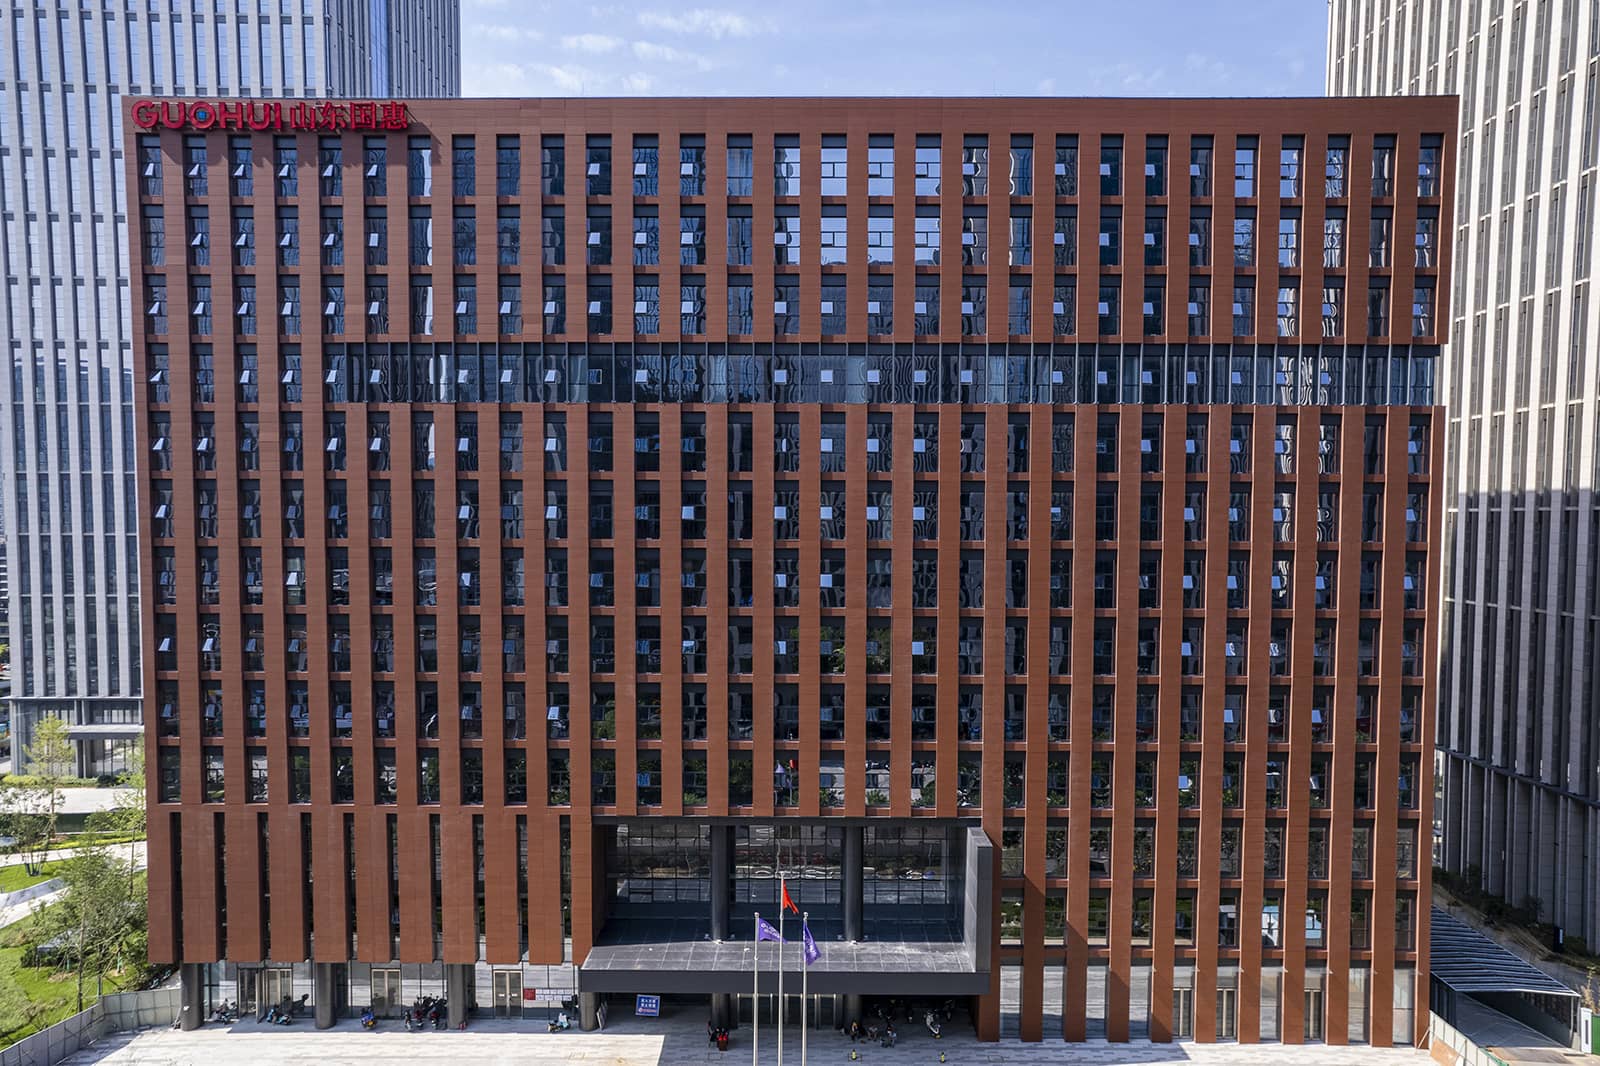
[711,825,731,940]
[312,962,337,1029]
[446,963,471,1028]
[711,826,735,1029]
[843,825,864,941]
[179,963,205,1030]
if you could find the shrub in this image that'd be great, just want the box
[1,774,98,789]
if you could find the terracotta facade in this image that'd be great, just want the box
[127,95,1452,1043]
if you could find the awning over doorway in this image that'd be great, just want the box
[65,723,143,738]
[1430,907,1577,998]
[580,936,984,996]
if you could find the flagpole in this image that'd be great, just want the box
[777,901,785,1066]
[801,910,808,1066]
[752,911,759,1066]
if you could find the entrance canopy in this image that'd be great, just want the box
[582,824,993,998]
[1430,908,1577,999]
[581,936,984,997]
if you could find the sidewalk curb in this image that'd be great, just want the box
[0,876,63,911]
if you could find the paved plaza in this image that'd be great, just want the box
[0,787,136,819]
[62,1015,1433,1065]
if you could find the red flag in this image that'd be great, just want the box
[781,879,799,915]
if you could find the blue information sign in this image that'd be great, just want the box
[635,994,660,1017]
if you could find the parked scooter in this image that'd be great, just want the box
[360,1006,377,1030]
[208,1000,238,1025]
[410,994,448,1030]
[924,1008,943,1038]
[262,1003,294,1026]
[547,1011,572,1033]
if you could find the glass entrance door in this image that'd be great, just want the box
[1171,987,1193,1037]
[1304,987,1325,1041]
[370,968,401,1017]
[238,969,259,1016]
[492,970,523,1018]
[261,967,295,1012]
[1215,987,1237,1040]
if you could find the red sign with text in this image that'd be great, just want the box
[130,99,410,133]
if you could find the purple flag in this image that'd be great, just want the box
[756,916,785,943]
[802,921,821,966]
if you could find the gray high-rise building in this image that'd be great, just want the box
[0,1,460,776]
[1328,2,1600,946]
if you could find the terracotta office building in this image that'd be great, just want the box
[129,95,1452,1044]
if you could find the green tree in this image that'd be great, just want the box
[27,714,74,778]
[86,746,146,889]
[25,715,75,842]
[0,778,54,875]
[30,849,146,1013]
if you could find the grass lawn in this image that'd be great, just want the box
[0,909,85,1047]
[0,874,149,1050]
[0,861,63,895]
[57,831,145,850]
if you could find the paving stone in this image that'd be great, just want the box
[64,1012,1433,1065]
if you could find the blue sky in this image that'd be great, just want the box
[461,1,1330,98]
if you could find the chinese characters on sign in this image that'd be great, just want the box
[129,99,411,132]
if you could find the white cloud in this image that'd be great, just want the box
[465,58,674,98]
[469,22,544,43]
[631,40,713,71]
[1184,52,1234,85]
[546,63,601,93]
[561,32,625,53]
[463,61,542,97]
[1121,68,1165,92]
[635,7,772,38]
[1084,61,1166,95]
[1278,48,1310,81]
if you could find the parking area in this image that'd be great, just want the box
[62,1015,1432,1065]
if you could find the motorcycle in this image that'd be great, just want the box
[706,1021,730,1051]
[410,995,448,1031]
[547,1011,572,1033]
[208,1001,238,1025]
[262,1004,294,1026]
[360,1006,377,1030]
